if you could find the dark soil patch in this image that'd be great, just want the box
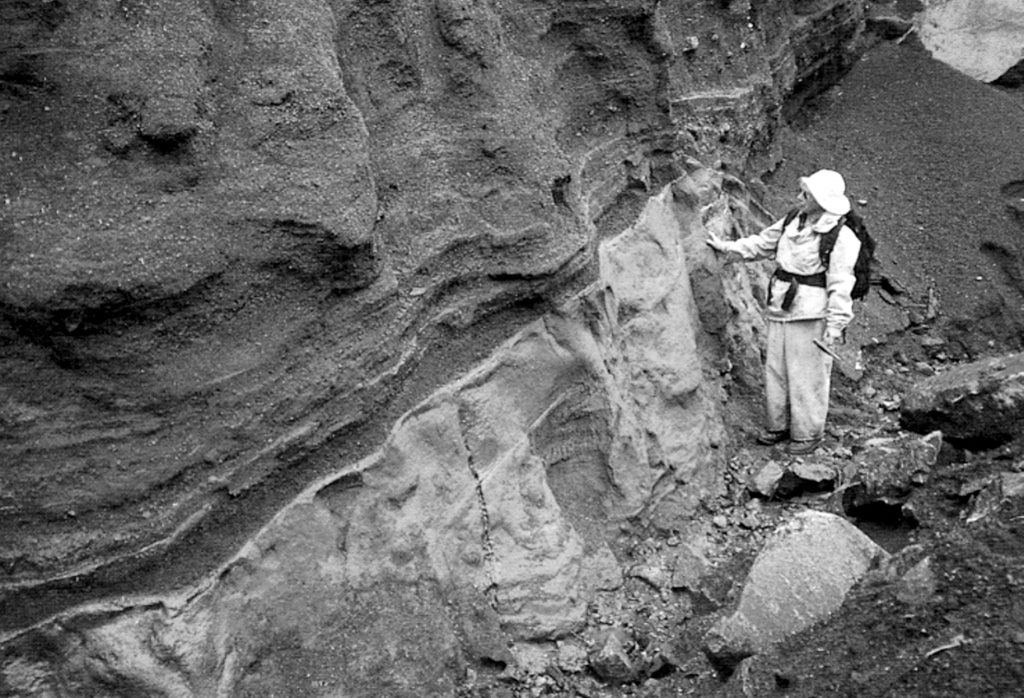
[763,42,1024,351]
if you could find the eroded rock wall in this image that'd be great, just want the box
[1,0,863,636]
[0,165,771,698]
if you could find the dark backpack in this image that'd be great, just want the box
[782,207,877,300]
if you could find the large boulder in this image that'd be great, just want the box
[703,511,888,669]
[900,353,1024,448]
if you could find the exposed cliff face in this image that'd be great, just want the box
[0,0,864,627]
[6,1,1023,694]
[0,162,771,698]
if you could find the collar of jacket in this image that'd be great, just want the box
[810,212,843,232]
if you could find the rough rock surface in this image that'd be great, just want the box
[900,353,1024,447]
[703,510,888,669]
[842,430,942,514]
[0,168,765,696]
[0,0,866,629]
[3,0,1023,695]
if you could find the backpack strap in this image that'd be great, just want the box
[818,215,847,270]
[783,208,804,230]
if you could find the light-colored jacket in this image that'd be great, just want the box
[718,212,862,333]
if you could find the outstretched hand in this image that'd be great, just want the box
[706,231,729,252]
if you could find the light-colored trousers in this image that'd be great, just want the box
[764,318,832,441]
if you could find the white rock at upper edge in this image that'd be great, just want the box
[917,0,1024,82]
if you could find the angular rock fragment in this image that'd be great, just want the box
[588,627,637,684]
[900,353,1024,448]
[777,461,837,498]
[669,543,711,591]
[748,460,836,500]
[895,556,938,605]
[966,471,1024,524]
[842,431,942,516]
[747,460,785,498]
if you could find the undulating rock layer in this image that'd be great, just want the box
[0,0,873,693]
[1,0,862,618]
[0,159,773,697]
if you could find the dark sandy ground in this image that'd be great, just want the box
[766,40,1024,353]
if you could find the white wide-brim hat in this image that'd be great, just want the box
[800,169,851,216]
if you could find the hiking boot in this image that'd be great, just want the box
[756,430,788,446]
[787,437,823,456]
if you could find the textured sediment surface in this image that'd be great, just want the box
[0,0,864,623]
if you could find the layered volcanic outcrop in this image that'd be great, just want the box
[1,168,774,695]
[5,0,1024,694]
[1,0,863,624]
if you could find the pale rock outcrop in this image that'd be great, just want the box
[917,0,1024,83]
[0,169,771,696]
[703,511,888,669]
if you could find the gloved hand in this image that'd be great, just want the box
[823,327,843,346]
[706,231,730,252]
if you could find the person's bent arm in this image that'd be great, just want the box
[824,226,861,343]
[706,217,786,261]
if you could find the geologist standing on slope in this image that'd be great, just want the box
[706,169,862,456]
